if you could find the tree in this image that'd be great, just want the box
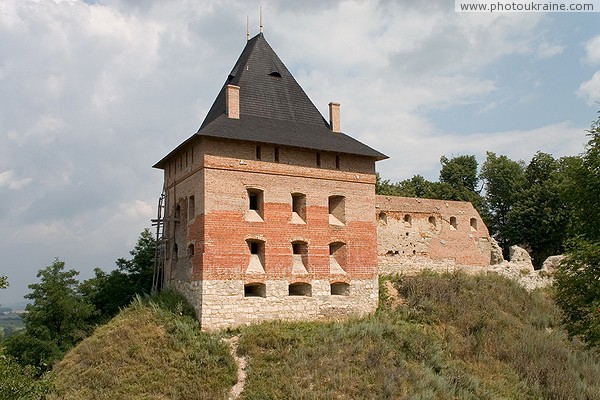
[505,152,570,267]
[480,152,526,255]
[554,241,600,347]
[115,227,156,294]
[81,229,157,323]
[555,111,600,348]
[395,175,436,198]
[375,173,403,196]
[437,155,488,221]
[4,259,96,370]
[439,155,479,193]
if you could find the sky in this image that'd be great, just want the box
[1,0,599,304]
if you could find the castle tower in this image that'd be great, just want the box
[153,33,387,330]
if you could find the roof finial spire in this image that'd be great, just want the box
[246,15,250,41]
[259,6,263,33]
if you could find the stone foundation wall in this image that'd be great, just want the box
[170,277,378,331]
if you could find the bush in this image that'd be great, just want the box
[0,352,51,400]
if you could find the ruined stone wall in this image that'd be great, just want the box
[160,136,379,330]
[376,195,492,272]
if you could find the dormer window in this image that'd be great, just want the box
[269,71,282,78]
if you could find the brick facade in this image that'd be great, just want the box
[160,136,380,330]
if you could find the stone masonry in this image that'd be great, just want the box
[376,195,493,274]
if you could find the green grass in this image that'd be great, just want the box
[236,272,600,399]
[48,291,236,400]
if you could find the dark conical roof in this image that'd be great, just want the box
[154,33,386,168]
[200,33,328,129]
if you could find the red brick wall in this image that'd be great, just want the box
[159,136,379,287]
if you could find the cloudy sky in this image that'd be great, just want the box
[1,0,599,304]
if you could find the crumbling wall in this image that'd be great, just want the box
[376,195,492,269]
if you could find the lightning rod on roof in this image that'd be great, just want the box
[259,6,263,33]
[247,15,250,41]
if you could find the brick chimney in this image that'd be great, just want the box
[226,84,240,119]
[329,102,340,132]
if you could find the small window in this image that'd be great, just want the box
[335,155,340,169]
[291,193,306,223]
[244,283,266,298]
[187,243,194,258]
[246,239,265,274]
[291,241,309,274]
[248,189,263,212]
[245,189,264,222]
[379,212,387,224]
[470,218,478,231]
[269,71,282,78]
[450,216,458,230]
[316,152,321,167]
[428,216,436,227]
[329,242,347,274]
[188,196,195,220]
[288,282,311,296]
[331,282,350,296]
[292,242,306,255]
[403,214,412,226]
[256,145,262,160]
[328,195,346,225]
[274,147,280,163]
[175,205,181,222]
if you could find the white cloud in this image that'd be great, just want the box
[0,170,32,190]
[577,71,600,106]
[118,199,154,219]
[583,35,600,65]
[537,41,565,59]
[7,114,65,145]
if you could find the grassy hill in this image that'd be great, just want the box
[49,273,600,399]
[49,293,237,399]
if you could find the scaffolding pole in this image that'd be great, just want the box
[151,192,165,293]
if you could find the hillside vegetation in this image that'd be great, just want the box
[49,292,236,400]
[49,273,600,399]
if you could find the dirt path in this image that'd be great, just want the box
[224,335,247,400]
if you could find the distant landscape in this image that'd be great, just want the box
[0,303,26,339]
